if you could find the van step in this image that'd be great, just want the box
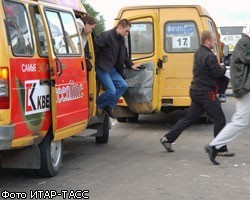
[72,129,97,138]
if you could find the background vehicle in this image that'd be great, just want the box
[0,0,109,177]
[113,5,221,122]
[218,26,246,88]
[218,26,246,54]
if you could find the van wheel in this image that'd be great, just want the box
[117,117,127,122]
[127,114,139,122]
[37,134,63,177]
[95,113,110,144]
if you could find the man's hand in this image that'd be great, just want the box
[220,63,225,68]
[131,63,142,70]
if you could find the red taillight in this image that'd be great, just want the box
[0,67,9,109]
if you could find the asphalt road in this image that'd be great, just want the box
[1,95,250,200]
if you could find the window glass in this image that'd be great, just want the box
[4,1,34,56]
[30,6,48,56]
[46,10,66,54]
[219,27,244,35]
[129,23,153,54]
[165,22,199,53]
[208,20,218,53]
[45,10,81,55]
[125,19,154,60]
[60,12,81,54]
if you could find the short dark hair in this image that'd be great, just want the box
[80,15,96,25]
[201,31,212,45]
[116,19,131,28]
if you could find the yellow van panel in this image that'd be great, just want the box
[161,54,193,97]
[116,5,211,19]
[158,7,211,103]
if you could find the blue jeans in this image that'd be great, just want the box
[96,68,128,109]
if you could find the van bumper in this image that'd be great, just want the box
[0,125,14,150]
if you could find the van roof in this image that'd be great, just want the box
[33,0,86,12]
[116,5,211,19]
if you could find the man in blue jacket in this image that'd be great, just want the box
[95,19,141,118]
[205,32,250,165]
[160,31,234,157]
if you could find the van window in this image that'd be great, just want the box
[3,0,34,56]
[164,21,199,53]
[219,26,245,35]
[130,23,153,54]
[125,18,154,60]
[30,6,48,56]
[208,20,218,53]
[45,10,81,55]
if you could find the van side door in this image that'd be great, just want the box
[124,14,162,113]
[38,4,89,140]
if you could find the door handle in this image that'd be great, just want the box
[55,58,63,76]
[157,59,163,69]
[157,55,168,70]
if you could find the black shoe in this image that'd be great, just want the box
[102,106,115,118]
[160,137,174,152]
[205,145,219,165]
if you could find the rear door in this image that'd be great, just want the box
[38,4,89,139]
[159,7,202,107]
[125,14,162,112]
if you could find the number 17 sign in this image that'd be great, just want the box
[172,36,191,48]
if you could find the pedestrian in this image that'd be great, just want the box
[217,33,229,102]
[76,15,96,48]
[205,31,250,165]
[95,19,141,118]
[160,31,234,157]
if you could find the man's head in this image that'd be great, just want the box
[201,31,216,49]
[116,19,131,37]
[80,15,96,36]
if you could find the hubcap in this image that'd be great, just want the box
[50,140,62,168]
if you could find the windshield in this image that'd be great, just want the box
[219,27,244,35]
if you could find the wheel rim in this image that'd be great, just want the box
[50,140,62,168]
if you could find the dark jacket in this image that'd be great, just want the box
[230,33,250,98]
[190,45,226,92]
[95,28,133,75]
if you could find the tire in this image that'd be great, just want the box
[37,134,63,177]
[95,113,110,144]
[117,117,127,122]
[127,114,139,122]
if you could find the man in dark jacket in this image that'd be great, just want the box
[205,32,250,165]
[95,19,141,118]
[160,31,234,156]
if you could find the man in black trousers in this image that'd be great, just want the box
[160,31,234,156]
